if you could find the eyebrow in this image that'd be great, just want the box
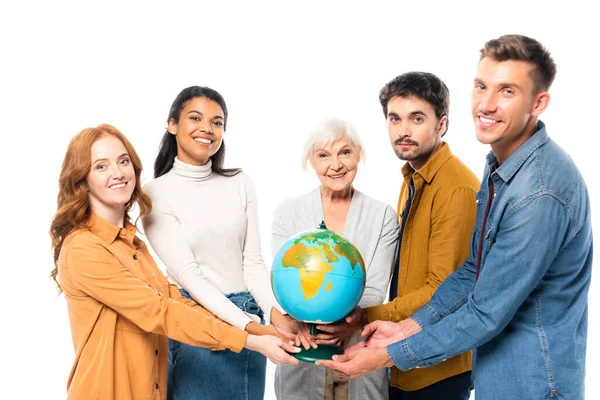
[387,111,427,119]
[187,110,224,119]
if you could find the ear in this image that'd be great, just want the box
[531,91,551,117]
[437,115,448,137]
[167,119,177,135]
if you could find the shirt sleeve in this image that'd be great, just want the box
[62,239,248,353]
[142,185,254,331]
[387,194,571,370]
[358,205,399,307]
[366,186,477,322]
[239,174,285,322]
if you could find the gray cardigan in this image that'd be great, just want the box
[271,188,399,400]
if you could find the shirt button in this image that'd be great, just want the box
[133,254,138,260]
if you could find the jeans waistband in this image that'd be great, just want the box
[179,289,264,318]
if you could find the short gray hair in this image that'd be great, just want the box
[301,118,364,170]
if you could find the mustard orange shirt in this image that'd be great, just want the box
[58,213,248,400]
[365,143,480,391]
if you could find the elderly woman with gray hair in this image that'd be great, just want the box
[271,118,399,400]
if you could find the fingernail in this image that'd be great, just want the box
[332,355,338,360]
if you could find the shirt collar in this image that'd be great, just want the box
[401,142,453,184]
[486,120,549,183]
[87,213,138,246]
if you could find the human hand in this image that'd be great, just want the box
[296,322,318,350]
[361,318,422,349]
[316,346,393,379]
[314,306,367,346]
[269,308,298,342]
[245,334,300,365]
[245,321,290,342]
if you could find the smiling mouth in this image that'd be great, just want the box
[109,182,127,189]
[328,172,347,179]
[193,137,212,144]
[478,115,500,124]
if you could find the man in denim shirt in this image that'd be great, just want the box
[318,35,593,400]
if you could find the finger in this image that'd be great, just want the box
[332,353,352,363]
[313,332,338,340]
[297,331,314,350]
[280,341,302,354]
[345,309,360,323]
[278,330,297,341]
[315,324,342,333]
[361,321,379,338]
[315,359,341,369]
[315,338,341,345]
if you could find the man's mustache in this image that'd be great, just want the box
[394,138,417,146]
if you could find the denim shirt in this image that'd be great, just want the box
[387,121,593,400]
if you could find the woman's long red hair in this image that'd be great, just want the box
[49,124,152,292]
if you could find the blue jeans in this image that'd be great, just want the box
[168,290,266,400]
[388,371,472,400]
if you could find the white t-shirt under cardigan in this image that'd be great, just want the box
[142,157,282,330]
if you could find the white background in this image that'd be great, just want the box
[0,1,597,399]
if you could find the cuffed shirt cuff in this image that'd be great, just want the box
[410,305,439,328]
[386,339,426,372]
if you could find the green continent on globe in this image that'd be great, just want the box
[281,243,334,300]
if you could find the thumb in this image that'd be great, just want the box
[345,307,362,323]
[331,352,351,363]
[361,321,379,338]
[280,340,301,353]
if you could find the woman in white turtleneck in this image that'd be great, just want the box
[142,86,296,400]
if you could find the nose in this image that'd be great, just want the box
[478,91,497,113]
[200,122,213,134]
[111,163,126,180]
[329,155,343,171]
[397,123,410,138]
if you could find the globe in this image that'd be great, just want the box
[271,227,366,325]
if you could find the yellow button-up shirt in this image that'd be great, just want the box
[58,213,248,399]
[366,143,480,391]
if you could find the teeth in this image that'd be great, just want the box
[329,173,345,178]
[194,137,212,144]
[480,116,498,124]
[110,183,126,189]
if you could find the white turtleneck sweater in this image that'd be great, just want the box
[142,157,282,330]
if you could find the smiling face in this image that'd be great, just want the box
[86,134,136,221]
[310,136,360,194]
[472,57,550,163]
[169,96,225,166]
[386,95,446,170]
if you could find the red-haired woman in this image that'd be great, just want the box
[50,124,299,400]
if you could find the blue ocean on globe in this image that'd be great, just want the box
[271,228,366,323]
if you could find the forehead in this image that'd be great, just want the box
[91,135,127,158]
[182,97,224,116]
[476,57,535,88]
[387,95,436,115]
[314,135,357,151]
